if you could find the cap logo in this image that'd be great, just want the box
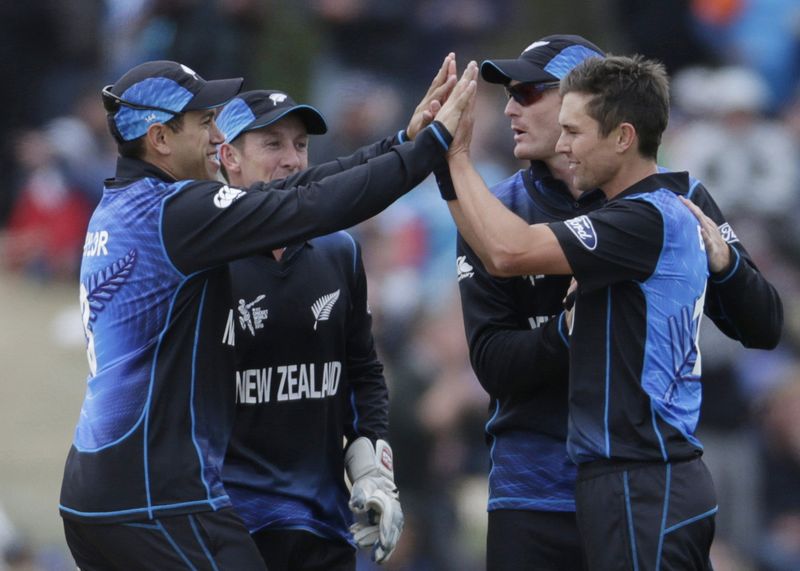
[180,64,200,80]
[522,40,550,55]
[269,93,288,106]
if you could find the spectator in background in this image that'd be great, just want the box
[757,372,800,571]
[3,128,91,281]
[664,66,799,219]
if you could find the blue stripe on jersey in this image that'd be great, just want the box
[663,506,718,535]
[157,520,198,571]
[144,277,191,517]
[655,463,671,569]
[712,247,740,284]
[687,177,701,199]
[631,190,707,450]
[59,495,230,518]
[160,181,192,277]
[485,400,500,491]
[350,388,360,436]
[190,280,213,499]
[189,515,220,571]
[342,231,358,274]
[604,289,612,458]
[623,471,640,571]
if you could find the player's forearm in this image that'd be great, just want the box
[706,249,783,348]
[448,153,533,275]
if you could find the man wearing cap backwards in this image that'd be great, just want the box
[436,38,782,569]
[59,57,474,570]
[214,90,400,570]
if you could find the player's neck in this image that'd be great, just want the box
[601,157,658,200]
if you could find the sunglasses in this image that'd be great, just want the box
[101,85,183,117]
[505,81,561,106]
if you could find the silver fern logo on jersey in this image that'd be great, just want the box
[311,289,340,330]
[456,256,474,281]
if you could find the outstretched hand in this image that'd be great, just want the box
[406,53,457,140]
[435,60,478,148]
[679,196,731,273]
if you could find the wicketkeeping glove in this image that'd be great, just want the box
[345,437,404,563]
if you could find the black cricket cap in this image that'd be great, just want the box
[481,35,605,85]
[216,90,328,144]
[103,60,243,142]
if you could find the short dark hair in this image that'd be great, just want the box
[112,114,186,159]
[560,55,669,159]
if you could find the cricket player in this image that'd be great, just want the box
[439,37,782,570]
[59,58,473,570]
[439,53,780,570]
[216,89,401,570]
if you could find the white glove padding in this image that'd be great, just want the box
[345,437,404,563]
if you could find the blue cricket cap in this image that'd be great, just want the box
[216,90,328,144]
[103,60,243,142]
[481,34,605,85]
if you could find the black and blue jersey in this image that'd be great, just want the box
[550,172,709,463]
[222,232,385,545]
[457,163,603,512]
[59,124,448,523]
[457,163,782,511]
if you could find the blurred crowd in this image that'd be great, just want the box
[2,1,800,570]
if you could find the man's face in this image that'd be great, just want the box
[504,81,563,161]
[556,92,619,192]
[236,115,309,186]
[165,109,224,180]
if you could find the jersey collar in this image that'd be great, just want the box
[107,156,179,188]
[612,171,690,201]
[525,161,605,215]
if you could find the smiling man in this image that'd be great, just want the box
[59,58,472,570]
[216,90,403,570]
[442,55,719,570]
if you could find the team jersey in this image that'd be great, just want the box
[457,163,782,512]
[550,171,709,463]
[223,233,386,544]
[59,125,447,523]
[457,163,603,512]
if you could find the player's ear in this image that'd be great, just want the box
[146,123,172,156]
[616,122,636,154]
[219,142,241,175]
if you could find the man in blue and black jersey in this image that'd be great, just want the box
[215,90,402,570]
[439,54,781,570]
[59,58,474,569]
[440,37,782,570]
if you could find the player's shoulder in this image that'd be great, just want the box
[490,170,525,202]
[311,231,361,265]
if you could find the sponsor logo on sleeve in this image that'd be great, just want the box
[456,255,474,281]
[213,185,245,208]
[717,222,739,244]
[564,215,597,251]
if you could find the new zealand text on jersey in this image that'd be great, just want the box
[235,361,342,404]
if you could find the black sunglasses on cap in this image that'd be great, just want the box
[505,81,561,106]
[101,85,183,117]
